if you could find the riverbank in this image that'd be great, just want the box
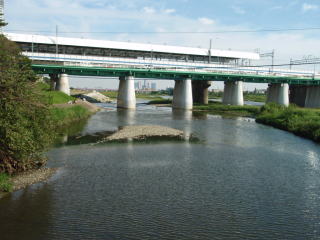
[0,168,58,198]
[256,104,320,142]
[193,102,260,117]
[194,102,320,143]
[147,100,320,143]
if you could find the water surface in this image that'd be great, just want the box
[1,102,320,240]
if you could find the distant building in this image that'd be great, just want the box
[253,88,267,94]
[151,82,157,90]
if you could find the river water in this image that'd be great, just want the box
[1,102,320,240]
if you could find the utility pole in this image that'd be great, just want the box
[208,39,212,64]
[260,50,275,72]
[55,25,59,57]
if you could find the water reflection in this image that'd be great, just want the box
[117,109,136,126]
[172,110,192,141]
[0,185,53,240]
[307,150,320,171]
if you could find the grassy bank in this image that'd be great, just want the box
[208,92,266,103]
[49,105,92,127]
[193,102,320,142]
[256,104,320,141]
[0,173,13,192]
[244,94,266,103]
[37,82,93,126]
[38,82,75,104]
[101,91,165,101]
[193,102,260,117]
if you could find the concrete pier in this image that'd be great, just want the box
[117,76,136,109]
[49,74,58,91]
[289,85,307,107]
[192,81,211,105]
[222,81,244,106]
[173,79,193,110]
[55,74,70,95]
[266,83,289,106]
[305,86,320,108]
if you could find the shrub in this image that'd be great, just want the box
[0,35,55,174]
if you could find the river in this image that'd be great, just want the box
[1,101,320,240]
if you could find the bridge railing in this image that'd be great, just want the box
[25,52,319,79]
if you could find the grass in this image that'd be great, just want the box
[256,103,320,141]
[208,92,266,103]
[193,102,260,117]
[44,91,75,104]
[244,94,266,103]
[0,173,13,192]
[101,91,118,99]
[101,91,166,101]
[38,82,75,104]
[49,105,92,126]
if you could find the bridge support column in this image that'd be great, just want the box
[49,74,58,91]
[222,81,244,106]
[173,79,193,110]
[305,86,320,108]
[117,76,136,109]
[192,81,211,105]
[289,85,307,107]
[55,74,70,95]
[266,83,289,106]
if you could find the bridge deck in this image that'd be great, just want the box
[32,64,320,85]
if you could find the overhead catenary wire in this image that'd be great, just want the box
[4,27,320,34]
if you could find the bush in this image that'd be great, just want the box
[256,103,320,141]
[0,173,13,192]
[0,35,55,174]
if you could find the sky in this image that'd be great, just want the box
[3,0,320,90]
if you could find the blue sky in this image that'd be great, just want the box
[3,0,320,89]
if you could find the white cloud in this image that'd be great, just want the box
[231,6,246,15]
[143,7,155,14]
[164,9,176,14]
[302,3,318,12]
[198,17,215,25]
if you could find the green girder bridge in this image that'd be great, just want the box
[32,64,320,86]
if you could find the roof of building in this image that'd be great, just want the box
[5,32,260,60]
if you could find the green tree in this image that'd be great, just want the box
[0,14,6,27]
[0,34,54,174]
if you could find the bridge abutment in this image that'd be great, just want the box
[266,83,289,106]
[289,85,307,107]
[173,79,193,110]
[222,81,244,106]
[305,86,320,108]
[55,74,70,95]
[192,81,211,105]
[117,76,136,109]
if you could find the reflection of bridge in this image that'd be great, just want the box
[6,33,320,109]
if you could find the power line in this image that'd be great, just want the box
[4,27,320,34]
[244,61,320,68]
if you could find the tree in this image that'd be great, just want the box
[0,14,6,27]
[0,35,55,174]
